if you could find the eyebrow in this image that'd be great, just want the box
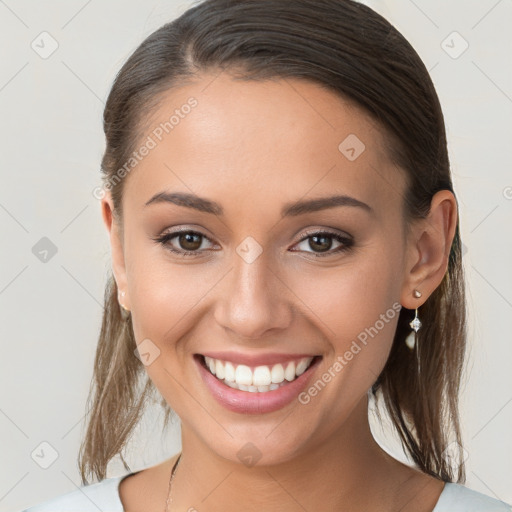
[144,191,373,217]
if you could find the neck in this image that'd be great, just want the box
[168,395,429,511]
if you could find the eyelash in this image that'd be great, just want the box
[153,228,354,258]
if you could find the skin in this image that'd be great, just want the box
[101,72,457,511]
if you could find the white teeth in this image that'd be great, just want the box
[284,361,296,381]
[271,364,285,383]
[224,361,235,381]
[206,356,216,375]
[215,359,225,379]
[253,366,271,386]
[235,365,253,386]
[295,358,310,376]
[203,355,315,392]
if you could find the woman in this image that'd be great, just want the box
[20,0,511,510]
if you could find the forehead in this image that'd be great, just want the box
[124,72,405,218]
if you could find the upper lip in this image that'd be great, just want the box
[198,351,320,367]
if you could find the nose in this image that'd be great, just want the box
[213,250,293,340]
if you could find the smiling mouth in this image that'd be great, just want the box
[196,354,321,393]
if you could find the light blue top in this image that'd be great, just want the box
[18,472,512,511]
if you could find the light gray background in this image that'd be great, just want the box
[1,1,511,511]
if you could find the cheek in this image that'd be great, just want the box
[289,255,402,423]
[128,262,212,343]
[125,254,215,403]
[124,232,210,343]
[291,247,402,363]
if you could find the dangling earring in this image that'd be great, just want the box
[405,289,422,350]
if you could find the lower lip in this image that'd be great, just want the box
[194,355,321,414]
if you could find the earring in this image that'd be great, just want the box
[405,289,422,350]
[118,290,131,315]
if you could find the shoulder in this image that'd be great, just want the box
[16,475,127,512]
[434,482,512,512]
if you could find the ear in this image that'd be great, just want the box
[101,191,130,310]
[400,189,458,309]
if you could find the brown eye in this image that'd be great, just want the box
[154,230,215,256]
[178,232,203,251]
[308,234,333,253]
[292,230,354,258]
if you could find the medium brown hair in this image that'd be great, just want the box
[79,0,467,485]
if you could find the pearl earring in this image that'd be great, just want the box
[405,289,422,350]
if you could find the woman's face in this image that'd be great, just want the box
[104,72,415,465]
